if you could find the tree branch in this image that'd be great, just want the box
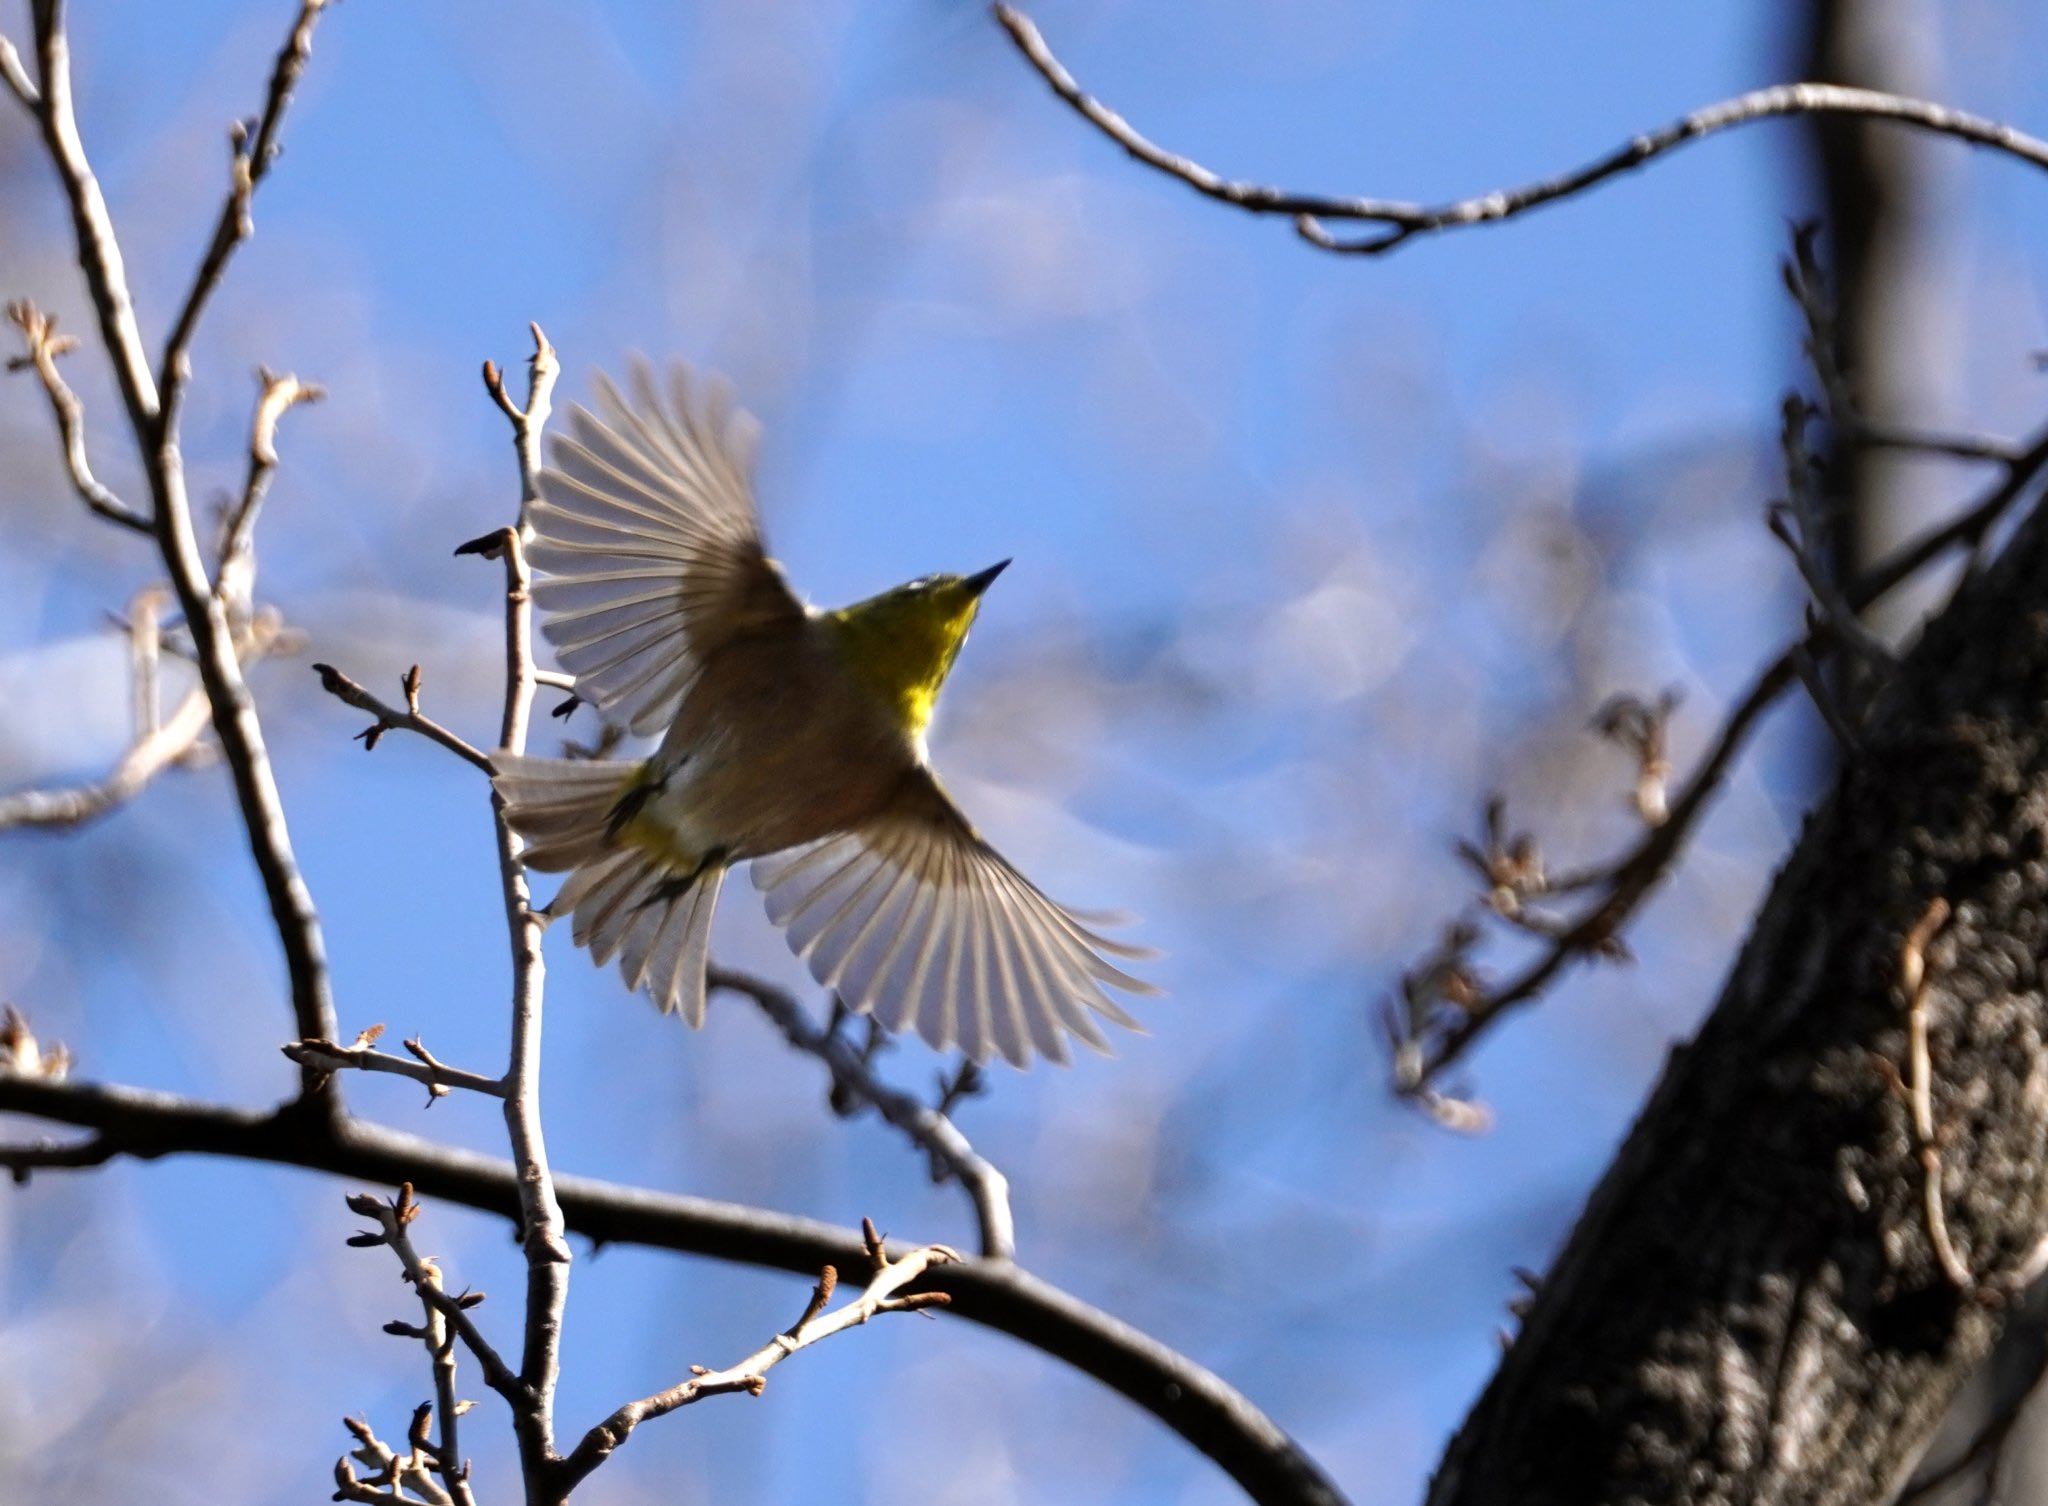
[157,0,330,426]
[0,1070,1345,1506]
[285,1028,507,1102]
[3,299,149,532]
[19,0,343,1101]
[553,1220,956,1491]
[0,33,35,110]
[0,685,210,832]
[710,965,1017,1262]
[471,330,568,1490]
[310,662,495,773]
[993,5,2048,256]
[0,603,291,834]
[346,1182,526,1409]
[216,365,323,617]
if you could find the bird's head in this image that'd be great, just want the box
[828,559,1009,741]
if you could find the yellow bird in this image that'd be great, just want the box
[493,364,1157,1067]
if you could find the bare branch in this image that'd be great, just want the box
[23,0,343,1100]
[994,5,2048,257]
[331,1409,459,1506]
[0,1069,1345,1506]
[711,965,1017,1262]
[475,326,569,1477]
[344,1184,526,1410]
[0,685,210,831]
[0,33,35,109]
[285,1027,507,1102]
[1770,394,1895,668]
[26,0,161,432]
[3,299,149,532]
[331,1189,481,1506]
[0,608,287,833]
[0,1133,115,1181]
[158,0,332,424]
[217,366,323,616]
[310,663,494,773]
[554,1221,958,1490]
[479,322,558,528]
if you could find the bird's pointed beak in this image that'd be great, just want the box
[963,559,1011,597]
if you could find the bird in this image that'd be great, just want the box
[491,362,1157,1068]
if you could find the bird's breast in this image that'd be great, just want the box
[654,619,919,859]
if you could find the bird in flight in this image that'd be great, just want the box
[494,363,1157,1067]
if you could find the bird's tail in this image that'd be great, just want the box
[493,754,727,1026]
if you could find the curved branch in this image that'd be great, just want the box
[710,965,1017,1262]
[3,299,149,532]
[0,1071,1346,1506]
[993,5,2048,256]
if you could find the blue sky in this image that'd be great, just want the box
[5,2,2048,1502]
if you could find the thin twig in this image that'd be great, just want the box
[332,1185,482,1506]
[553,1221,958,1490]
[333,1412,454,1506]
[0,33,35,109]
[128,585,167,738]
[480,323,557,534]
[284,1028,508,1102]
[346,1185,527,1408]
[157,0,330,427]
[1852,422,2022,466]
[217,366,323,617]
[994,5,2048,257]
[3,300,149,531]
[310,662,494,773]
[711,965,1017,1262]
[0,609,286,833]
[0,685,211,831]
[0,1133,113,1181]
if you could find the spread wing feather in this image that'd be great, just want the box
[528,362,802,735]
[751,770,1157,1068]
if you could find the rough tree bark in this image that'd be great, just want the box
[1427,481,2048,1496]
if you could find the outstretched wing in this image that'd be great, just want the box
[528,362,803,735]
[751,769,1159,1068]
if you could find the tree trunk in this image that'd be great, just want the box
[1801,0,1947,634]
[1427,498,2048,1501]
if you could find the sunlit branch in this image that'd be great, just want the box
[994,4,2048,257]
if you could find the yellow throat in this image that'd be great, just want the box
[825,561,1008,740]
